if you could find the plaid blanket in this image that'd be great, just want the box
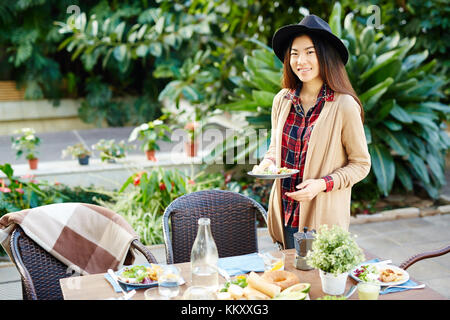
[0,203,139,275]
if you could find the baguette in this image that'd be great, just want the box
[247,271,281,298]
[243,285,270,300]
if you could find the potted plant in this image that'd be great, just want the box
[61,143,92,165]
[128,117,171,161]
[184,121,201,157]
[91,139,131,163]
[306,224,364,295]
[11,128,41,170]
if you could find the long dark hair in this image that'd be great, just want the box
[281,32,364,122]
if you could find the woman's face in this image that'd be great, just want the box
[289,35,321,84]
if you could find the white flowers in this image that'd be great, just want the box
[306,224,365,275]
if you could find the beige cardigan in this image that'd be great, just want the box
[264,89,371,248]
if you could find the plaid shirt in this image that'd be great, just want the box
[281,83,335,227]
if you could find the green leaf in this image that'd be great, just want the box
[216,99,259,112]
[113,44,127,62]
[408,153,430,185]
[363,125,372,144]
[395,162,413,191]
[375,99,395,121]
[329,2,342,38]
[359,26,375,50]
[369,144,395,196]
[402,50,428,71]
[148,42,162,57]
[426,153,445,185]
[389,102,413,123]
[359,77,394,110]
[0,163,14,180]
[113,21,126,41]
[379,130,409,157]
[420,102,450,114]
[252,90,275,106]
[257,69,282,86]
[383,120,402,131]
[136,44,148,57]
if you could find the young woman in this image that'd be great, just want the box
[254,15,371,249]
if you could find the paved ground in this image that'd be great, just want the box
[0,127,449,300]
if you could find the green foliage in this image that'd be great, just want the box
[338,3,449,199]
[306,224,365,275]
[128,116,172,152]
[61,143,91,159]
[96,167,225,245]
[11,128,41,160]
[91,139,133,162]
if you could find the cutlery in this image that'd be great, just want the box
[107,269,136,300]
[381,283,425,293]
[344,285,357,299]
[217,266,231,282]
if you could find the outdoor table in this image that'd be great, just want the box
[59,249,446,300]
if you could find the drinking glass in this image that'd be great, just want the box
[260,251,285,271]
[157,265,181,299]
[357,282,380,300]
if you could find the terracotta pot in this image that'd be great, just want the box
[185,141,198,157]
[146,150,157,161]
[28,158,38,170]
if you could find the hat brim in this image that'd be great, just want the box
[272,24,348,65]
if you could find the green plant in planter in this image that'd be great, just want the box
[62,143,92,160]
[91,139,132,163]
[128,117,172,153]
[306,224,364,276]
[11,128,41,160]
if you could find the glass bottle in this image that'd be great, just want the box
[190,217,219,292]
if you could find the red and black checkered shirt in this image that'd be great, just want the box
[281,83,335,227]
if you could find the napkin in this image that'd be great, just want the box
[217,252,265,276]
[360,259,418,295]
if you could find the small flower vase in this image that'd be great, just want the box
[319,269,348,295]
[146,149,157,161]
[78,155,90,165]
[28,158,38,170]
[184,141,198,157]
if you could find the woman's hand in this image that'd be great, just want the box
[285,179,326,202]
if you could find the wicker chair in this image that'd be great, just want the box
[162,189,268,264]
[10,226,158,300]
[399,244,450,270]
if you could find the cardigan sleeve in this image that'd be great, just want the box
[329,96,371,190]
[263,89,289,164]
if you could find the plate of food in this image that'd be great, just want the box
[248,165,299,179]
[350,262,409,286]
[116,264,161,288]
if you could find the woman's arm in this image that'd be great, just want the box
[329,98,371,190]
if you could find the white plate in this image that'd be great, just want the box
[116,264,186,288]
[350,263,409,286]
[116,265,158,288]
[247,169,299,179]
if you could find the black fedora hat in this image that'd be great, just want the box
[272,14,349,65]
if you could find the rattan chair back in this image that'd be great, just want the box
[399,244,450,270]
[163,190,267,264]
[10,226,158,300]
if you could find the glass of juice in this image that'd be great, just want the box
[357,282,380,300]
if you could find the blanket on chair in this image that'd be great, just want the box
[0,203,138,275]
